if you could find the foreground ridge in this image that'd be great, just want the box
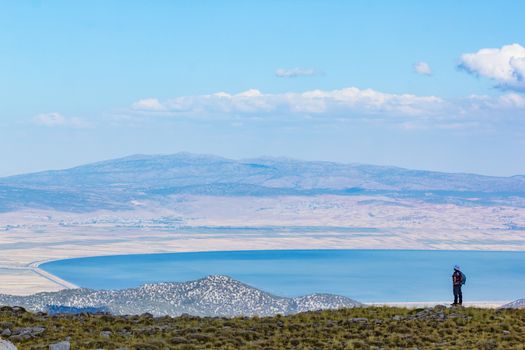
[0,275,361,317]
[1,305,525,349]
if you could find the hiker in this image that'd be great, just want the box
[452,264,464,306]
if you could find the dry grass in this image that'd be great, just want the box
[1,305,524,349]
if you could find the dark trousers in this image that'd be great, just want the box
[453,285,462,304]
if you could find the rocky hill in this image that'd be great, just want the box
[0,276,361,317]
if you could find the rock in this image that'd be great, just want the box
[11,326,45,338]
[392,315,403,321]
[413,309,444,321]
[0,330,10,337]
[350,317,368,323]
[100,330,111,338]
[49,341,70,350]
[0,339,17,350]
[0,326,12,334]
[31,327,45,335]
[503,330,511,335]
[11,328,29,337]
[8,335,29,342]
[170,337,188,345]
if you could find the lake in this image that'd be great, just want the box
[40,249,525,302]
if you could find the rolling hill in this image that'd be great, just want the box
[0,153,524,212]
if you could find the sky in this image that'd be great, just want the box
[1,0,525,177]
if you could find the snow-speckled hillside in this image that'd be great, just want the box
[0,275,361,317]
[500,299,525,309]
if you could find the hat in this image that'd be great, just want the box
[454,265,460,271]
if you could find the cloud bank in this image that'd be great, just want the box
[34,113,91,128]
[131,87,444,118]
[460,43,525,91]
[129,87,525,129]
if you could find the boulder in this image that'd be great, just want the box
[49,341,70,350]
[100,330,111,338]
[0,339,17,350]
[11,326,45,338]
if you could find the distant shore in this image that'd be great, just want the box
[29,261,79,290]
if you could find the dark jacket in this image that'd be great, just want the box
[452,270,462,286]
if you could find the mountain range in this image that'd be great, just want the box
[0,275,361,317]
[1,153,524,212]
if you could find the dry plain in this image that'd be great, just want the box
[1,194,524,296]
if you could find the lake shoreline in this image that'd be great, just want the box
[2,246,524,304]
[0,250,515,309]
[38,249,525,305]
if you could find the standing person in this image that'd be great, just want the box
[452,265,463,306]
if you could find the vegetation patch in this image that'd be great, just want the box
[1,305,524,349]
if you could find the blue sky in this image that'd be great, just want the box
[1,0,525,176]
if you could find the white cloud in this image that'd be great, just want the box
[498,92,525,108]
[460,43,525,91]
[131,87,445,118]
[132,98,165,111]
[463,93,525,111]
[413,62,432,75]
[275,67,317,78]
[34,112,91,128]
[128,87,525,130]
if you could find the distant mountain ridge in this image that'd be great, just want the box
[4,152,524,191]
[0,275,361,317]
[0,152,524,212]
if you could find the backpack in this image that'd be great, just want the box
[461,272,466,285]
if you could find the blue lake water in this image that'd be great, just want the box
[40,249,525,302]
